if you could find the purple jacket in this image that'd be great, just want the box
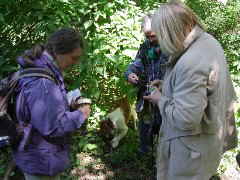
[13,52,86,176]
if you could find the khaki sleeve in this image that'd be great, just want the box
[158,68,208,131]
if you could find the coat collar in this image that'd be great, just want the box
[167,25,204,67]
[183,25,204,50]
[43,51,60,69]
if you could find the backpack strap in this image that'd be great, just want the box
[8,68,61,145]
[1,68,58,111]
[14,68,58,84]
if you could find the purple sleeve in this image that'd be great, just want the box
[25,78,86,137]
[124,58,144,79]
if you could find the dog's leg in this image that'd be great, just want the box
[132,111,138,130]
[111,126,128,148]
[130,104,138,130]
[3,159,16,180]
[108,107,129,148]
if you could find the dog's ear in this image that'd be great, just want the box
[99,118,110,130]
[99,119,107,129]
[106,118,114,129]
[99,118,114,133]
[99,118,114,142]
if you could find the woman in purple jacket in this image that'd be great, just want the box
[13,28,90,180]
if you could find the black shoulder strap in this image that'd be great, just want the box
[2,68,61,146]
[9,68,58,87]
[18,68,65,145]
[18,68,57,83]
[1,68,58,111]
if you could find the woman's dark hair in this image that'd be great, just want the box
[23,28,83,61]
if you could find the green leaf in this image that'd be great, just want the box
[83,143,98,151]
[84,20,93,29]
[0,14,4,23]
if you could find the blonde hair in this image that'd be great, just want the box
[152,0,203,55]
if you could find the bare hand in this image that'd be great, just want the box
[143,89,161,104]
[128,73,139,84]
[78,104,91,119]
[150,80,163,91]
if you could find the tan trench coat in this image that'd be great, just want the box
[157,26,237,180]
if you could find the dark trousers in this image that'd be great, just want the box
[137,102,161,153]
[138,120,152,153]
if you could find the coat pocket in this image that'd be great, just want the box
[170,137,201,176]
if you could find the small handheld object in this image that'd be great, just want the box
[70,96,92,111]
[75,96,92,106]
[67,89,82,105]
[67,89,92,110]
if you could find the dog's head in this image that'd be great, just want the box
[99,117,115,141]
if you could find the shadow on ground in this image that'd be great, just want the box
[62,128,156,180]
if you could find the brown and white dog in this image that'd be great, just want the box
[99,97,137,148]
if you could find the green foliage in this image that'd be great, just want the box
[76,1,144,104]
[0,0,240,178]
[185,0,240,84]
[1,0,239,102]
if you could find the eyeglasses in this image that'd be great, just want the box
[145,35,156,39]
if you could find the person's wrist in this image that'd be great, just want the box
[78,110,88,120]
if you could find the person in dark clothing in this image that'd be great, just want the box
[236,153,240,167]
[13,28,91,180]
[125,14,167,154]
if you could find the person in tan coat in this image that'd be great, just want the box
[143,1,238,180]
